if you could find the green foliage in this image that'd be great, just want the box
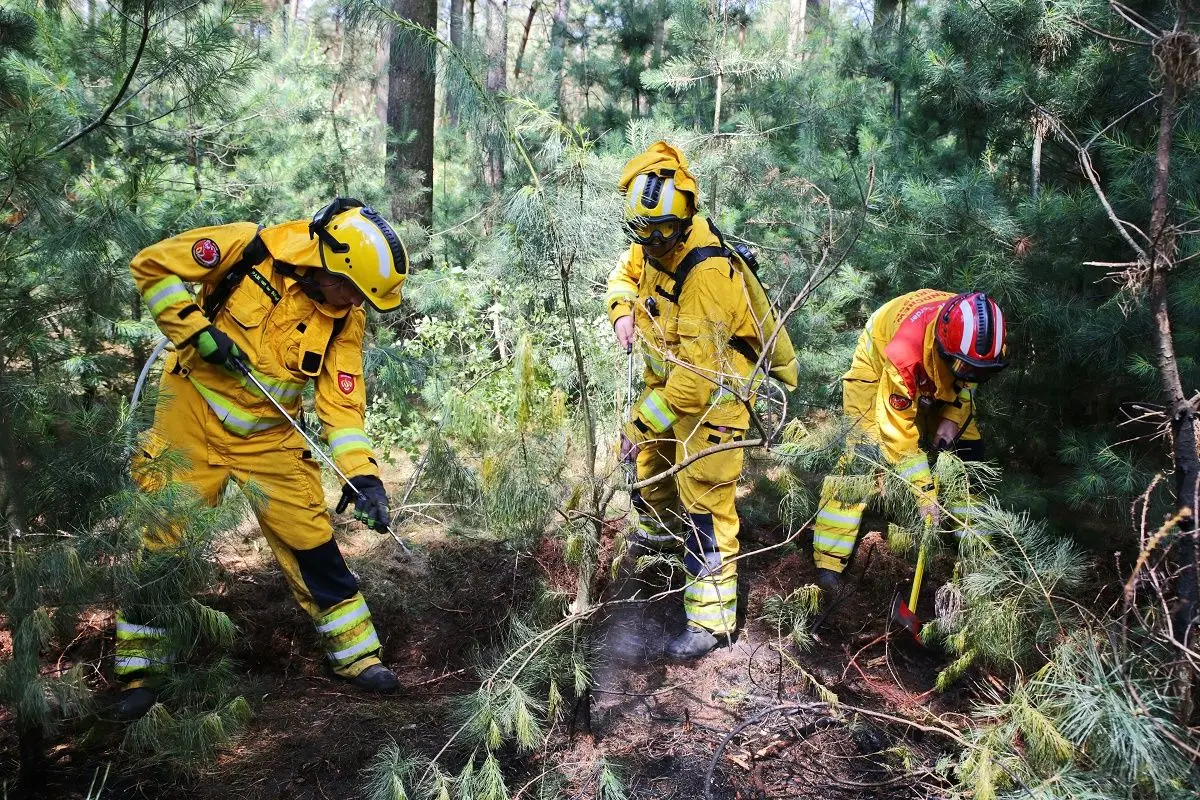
[926,503,1087,680]
[958,633,1196,799]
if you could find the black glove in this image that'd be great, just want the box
[336,475,390,533]
[190,325,241,366]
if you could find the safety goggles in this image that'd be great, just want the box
[947,357,1005,384]
[623,217,685,247]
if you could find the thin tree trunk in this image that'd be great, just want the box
[483,0,508,189]
[513,0,539,81]
[873,0,898,30]
[787,0,807,59]
[387,0,437,232]
[1031,112,1045,201]
[549,0,570,115]
[448,0,464,124]
[891,0,907,120]
[1144,56,1198,639]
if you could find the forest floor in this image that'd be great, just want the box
[2,454,984,799]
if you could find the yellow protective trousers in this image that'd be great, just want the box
[812,426,984,574]
[632,412,745,635]
[116,371,383,686]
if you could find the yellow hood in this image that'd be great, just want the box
[618,141,700,204]
[258,220,324,269]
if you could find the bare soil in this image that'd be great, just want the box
[1,466,982,800]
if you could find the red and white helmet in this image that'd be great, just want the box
[935,292,1008,382]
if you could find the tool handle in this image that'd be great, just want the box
[909,514,933,610]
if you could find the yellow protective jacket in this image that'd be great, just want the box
[131,220,383,480]
[606,216,760,436]
[843,289,975,501]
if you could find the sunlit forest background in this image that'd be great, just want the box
[1,0,1198,797]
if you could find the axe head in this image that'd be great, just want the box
[890,593,923,641]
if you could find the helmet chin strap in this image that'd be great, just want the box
[277,261,330,305]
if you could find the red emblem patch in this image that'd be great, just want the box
[191,238,221,268]
[338,372,355,395]
[889,393,913,411]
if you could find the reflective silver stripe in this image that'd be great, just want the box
[117,622,168,638]
[199,394,279,435]
[897,459,930,480]
[316,602,370,635]
[114,656,152,670]
[709,387,737,405]
[817,508,863,526]
[685,583,736,601]
[328,631,380,664]
[144,277,191,315]
[812,532,856,552]
[645,353,668,378]
[686,608,736,628]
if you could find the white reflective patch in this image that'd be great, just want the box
[629,175,647,211]
[117,622,168,638]
[316,602,369,634]
[346,214,392,279]
[659,177,675,216]
[992,304,1004,359]
[958,299,976,355]
[115,656,152,669]
[329,631,380,663]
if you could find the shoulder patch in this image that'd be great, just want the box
[192,238,221,268]
[889,393,913,411]
[337,372,356,395]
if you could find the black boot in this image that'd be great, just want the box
[665,625,730,661]
[114,686,159,721]
[349,664,399,693]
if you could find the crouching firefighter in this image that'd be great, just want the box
[115,198,408,719]
[607,141,797,661]
[811,290,1009,600]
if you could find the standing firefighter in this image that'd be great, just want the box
[607,142,797,661]
[116,198,407,719]
[812,289,1008,595]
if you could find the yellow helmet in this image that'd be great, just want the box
[310,198,408,312]
[621,172,694,247]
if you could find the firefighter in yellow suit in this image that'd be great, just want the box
[116,199,408,719]
[812,289,1009,595]
[607,142,785,661]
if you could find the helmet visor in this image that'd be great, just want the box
[623,217,685,247]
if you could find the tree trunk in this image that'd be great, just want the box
[1031,111,1046,201]
[386,0,437,232]
[549,0,570,116]
[787,0,807,59]
[873,0,898,30]
[513,0,539,81]
[890,0,907,120]
[483,0,508,189]
[1143,55,1198,638]
[448,0,464,124]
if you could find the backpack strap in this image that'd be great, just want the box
[202,230,274,319]
[662,245,729,303]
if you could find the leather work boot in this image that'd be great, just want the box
[350,664,400,693]
[665,625,730,661]
[114,686,159,721]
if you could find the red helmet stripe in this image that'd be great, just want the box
[958,298,976,356]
